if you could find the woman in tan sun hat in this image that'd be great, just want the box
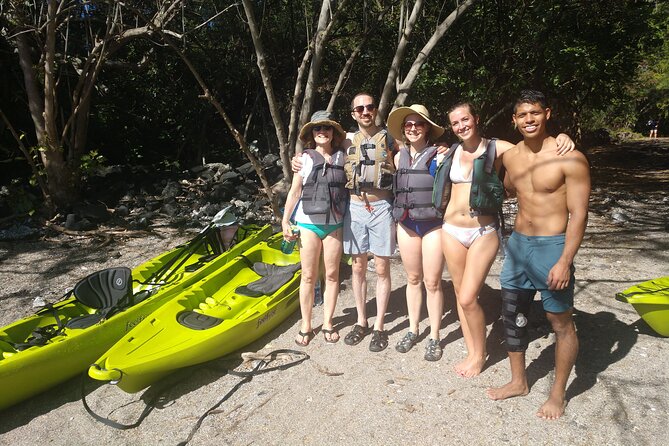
[387,104,446,362]
[282,110,349,346]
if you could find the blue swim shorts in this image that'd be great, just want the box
[500,232,575,313]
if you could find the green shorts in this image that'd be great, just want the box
[500,232,575,313]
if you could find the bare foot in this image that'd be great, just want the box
[536,395,567,420]
[454,355,486,378]
[486,381,529,400]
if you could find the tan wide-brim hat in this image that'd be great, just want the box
[387,104,445,142]
[299,110,347,147]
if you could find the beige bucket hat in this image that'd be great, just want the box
[299,110,347,147]
[387,104,445,142]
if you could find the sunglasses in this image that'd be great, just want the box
[312,125,333,132]
[352,104,377,114]
[403,120,427,130]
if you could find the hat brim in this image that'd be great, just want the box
[387,106,445,142]
[299,119,347,146]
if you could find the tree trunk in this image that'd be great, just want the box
[392,0,478,110]
[378,0,479,121]
[241,0,290,180]
[377,0,424,122]
[157,33,284,220]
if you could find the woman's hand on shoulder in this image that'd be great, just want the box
[555,133,576,156]
[291,154,303,173]
[436,144,451,156]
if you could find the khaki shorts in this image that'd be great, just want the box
[344,198,395,256]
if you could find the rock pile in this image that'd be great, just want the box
[0,155,286,240]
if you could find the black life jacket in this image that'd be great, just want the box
[301,149,349,223]
[432,138,504,216]
[392,146,441,222]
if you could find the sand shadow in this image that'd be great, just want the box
[520,308,638,400]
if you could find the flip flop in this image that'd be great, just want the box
[295,330,314,347]
[322,328,340,344]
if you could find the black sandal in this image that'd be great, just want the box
[369,330,388,352]
[322,328,340,344]
[344,324,369,346]
[295,330,315,347]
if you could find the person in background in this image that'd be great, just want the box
[648,118,659,138]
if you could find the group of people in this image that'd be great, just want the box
[281,90,591,420]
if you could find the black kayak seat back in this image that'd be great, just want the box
[177,311,223,330]
[235,262,301,298]
[73,267,132,309]
[66,267,132,329]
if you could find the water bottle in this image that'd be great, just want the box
[281,226,299,254]
[313,279,323,307]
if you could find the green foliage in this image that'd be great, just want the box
[79,150,106,179]
[0,180,38,216]
[2,0,667,201]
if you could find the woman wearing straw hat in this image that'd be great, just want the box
[442,102,574,377]
[282,110,350,346]
[387,104,446,361]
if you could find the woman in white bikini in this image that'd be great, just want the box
[442,102,574,377]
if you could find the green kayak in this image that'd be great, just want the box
[0,216,272,410]
[88,233,301,393]
[616,276,669,337]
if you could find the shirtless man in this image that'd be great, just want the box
[486,90,590,420]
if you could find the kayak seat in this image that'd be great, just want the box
[65,267,132,329]
[177,311,223,330]
[235,262,301,298]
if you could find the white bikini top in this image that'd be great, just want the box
[449,145,472,184]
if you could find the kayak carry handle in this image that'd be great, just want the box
[88,363,122,384]
[615,292,630,303]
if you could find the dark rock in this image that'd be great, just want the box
[262,154,280,166]
[145,200,161,212]
[161,203,179,217]
[114,204,130,217]
[219,171,240,181]
[73,202,111,222]
[64,214,78,230]
[0,225,40,241]
[129,216,150,230]
[237,162,255,176]
[78,218,96,231]
[161,181,182,200]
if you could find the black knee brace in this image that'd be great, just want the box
[501,288,535,352]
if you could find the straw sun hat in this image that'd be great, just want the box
[298,110,347,147]
[387,104,445,142]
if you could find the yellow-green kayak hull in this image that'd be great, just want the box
[89,233,301,393]
[616,276,669,337]
[0,224,271,410]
